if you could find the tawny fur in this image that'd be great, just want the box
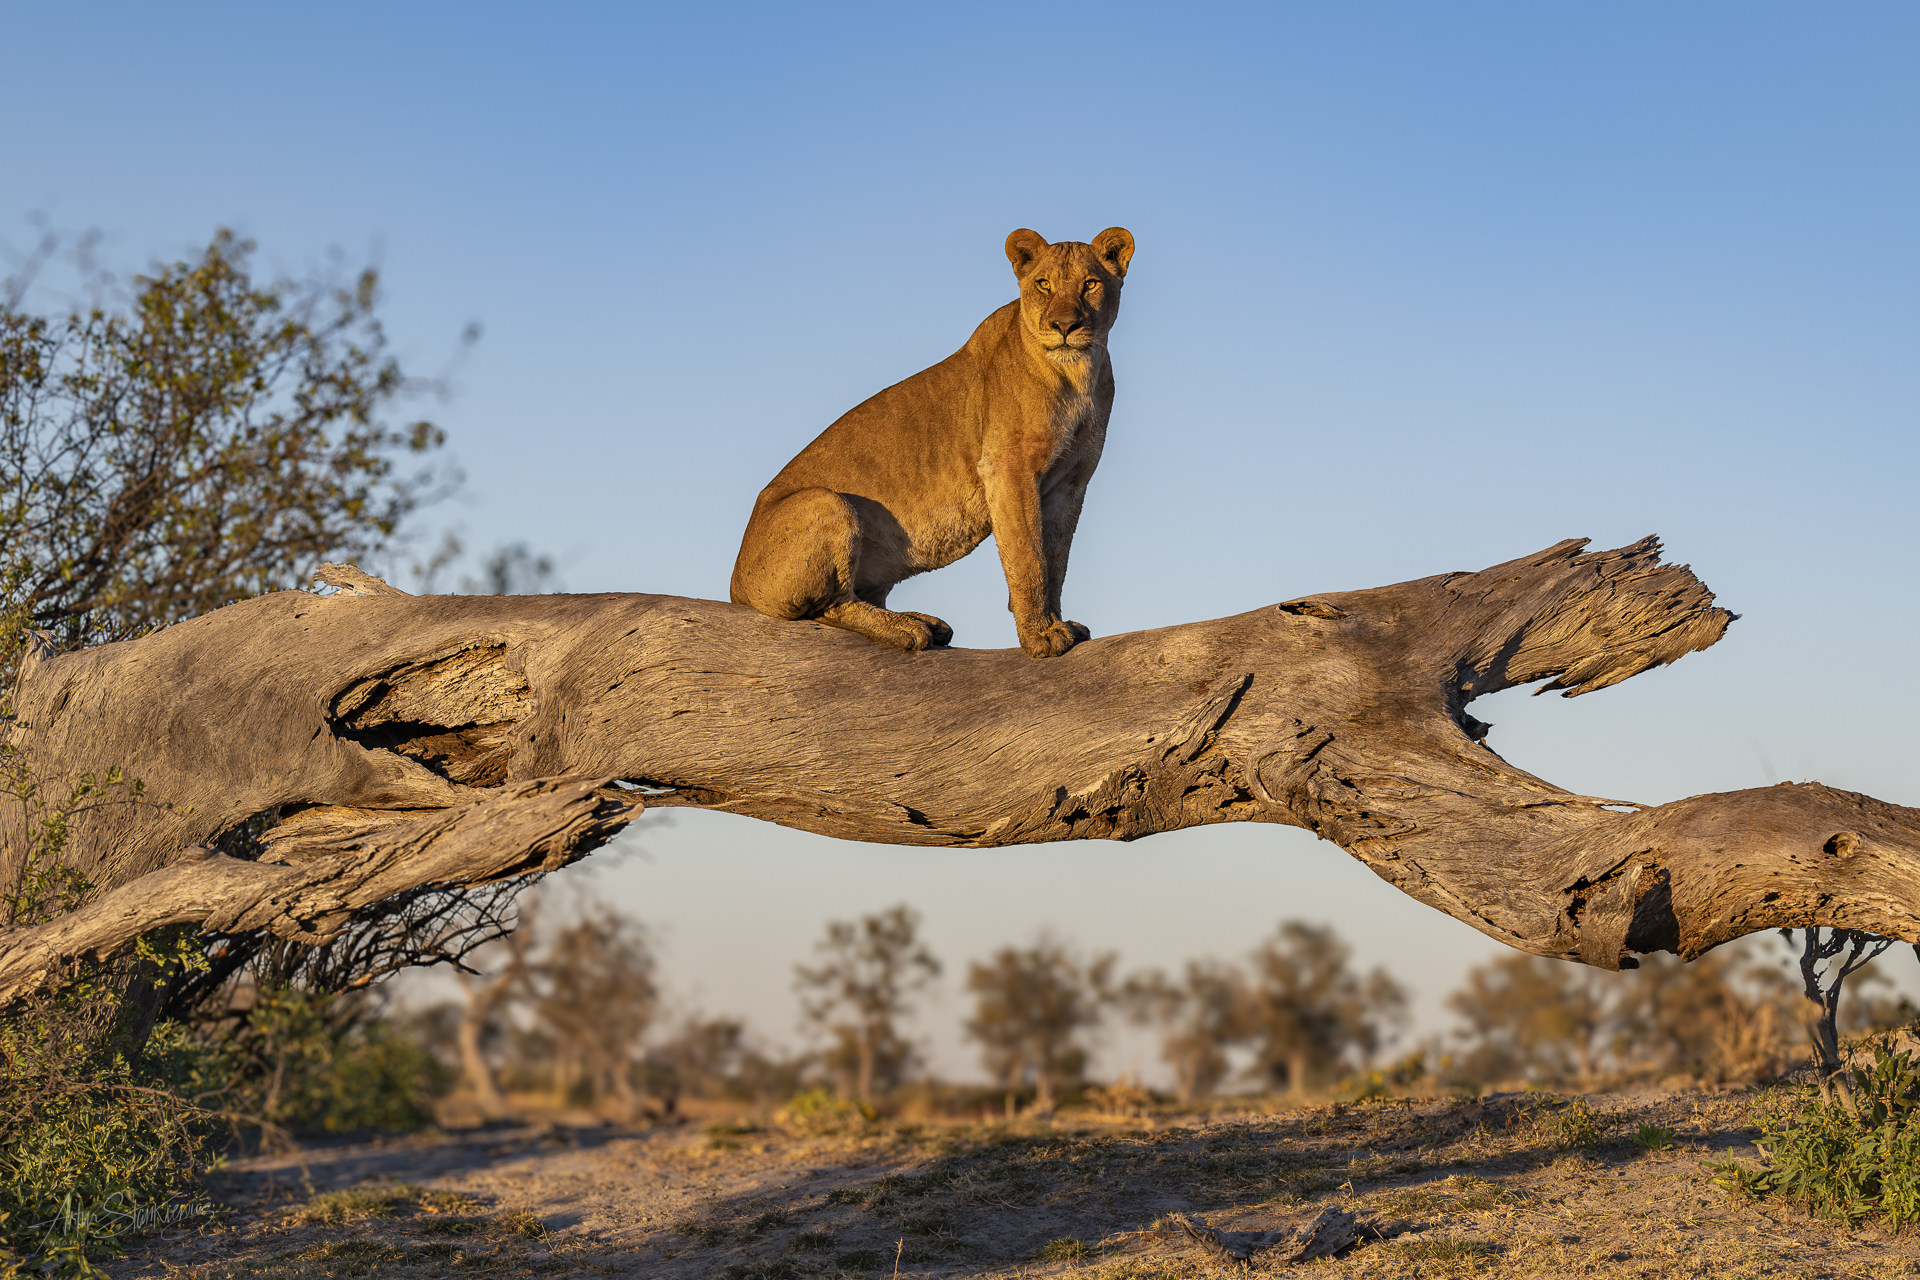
[731,226,1134,658]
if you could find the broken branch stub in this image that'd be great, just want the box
[4,536,1918,998]
[0,777,639,1000]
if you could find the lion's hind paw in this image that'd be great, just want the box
[898,611,954,649]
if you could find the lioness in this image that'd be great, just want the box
[731,226,1134,658]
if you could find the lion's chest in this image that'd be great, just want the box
[945,396,1100,554]
[910,487,996,571]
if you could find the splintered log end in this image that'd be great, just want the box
[1446,535,1736,699]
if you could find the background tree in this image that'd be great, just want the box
[1241,922,1406,1096]
[965,936,1115,1112]
[0,228,452,668]
[1447,935,1906,1090]
[793,904,940,1101]
[1447,952,1611,1086]
[645,1016,753,1113]
[451,925,532,1123]
[1123,959,1247,1102]
[645,1016,806,1110]
[1609,948,1800,1085]
[1789,927,1911,1095]
[414,535,559,597]
[518,905,658,1120]
[0,228,512,1051]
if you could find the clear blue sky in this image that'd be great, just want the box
[7,2,1916,1081]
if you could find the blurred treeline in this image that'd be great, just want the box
[387,897,1920,1127]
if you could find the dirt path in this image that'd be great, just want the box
[106,1090,1920,1279]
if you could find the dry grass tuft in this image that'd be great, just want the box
[495,1206,548,1237]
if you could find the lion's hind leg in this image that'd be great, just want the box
[732,486,859,619]
[819,601,950,652]
[731,488,949,652]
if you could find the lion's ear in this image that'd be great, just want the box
[1006,229,1050,276]
[1092,227,1135,278]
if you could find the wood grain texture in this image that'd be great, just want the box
[5,536,1916,988]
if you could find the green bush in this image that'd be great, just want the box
[235,985,446,1135]
[0,993,221,1277]
[0,976,444,1274]
[1727,1041,1920,1228]
[0,748,222,1275]
[1526,1094,1605,1151]
[778,1087,876,1134]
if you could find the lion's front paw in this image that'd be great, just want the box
[1022,619,1090,659]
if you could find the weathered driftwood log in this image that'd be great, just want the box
[4,536,1919,1000]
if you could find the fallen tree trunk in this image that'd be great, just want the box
[4,536,1918,999]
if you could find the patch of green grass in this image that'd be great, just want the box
[1631,1122,1678,1151]
[1379,1186,1447,1215]
[1545,1096,1604,1150]
[1446,1174,1521,1211]
[1379,1174,1519,1218]
[704,1118,764,1151]
[829,1165,961,1211]
[789,1228,835,1252]
[1272,1169,1342,1201]
[1382,1236,1499,1266]
[418,1215,486,1235]
[780,1088,877,1135]
[1040,1235,1090,1261]
[706,1117,766,1136]
[291,1238,412,1275]
[294,1183,419,1224]
[419,1189,483,1214]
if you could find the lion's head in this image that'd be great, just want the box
[1005,227,1134,360]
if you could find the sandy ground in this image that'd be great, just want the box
[100,1089,1920,1279]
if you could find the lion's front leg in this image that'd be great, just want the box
[1039,468,1094,629]
[983,460,1086,659]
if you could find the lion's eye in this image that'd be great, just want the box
[1035,278,1051,294]
[1082,279,1099,293]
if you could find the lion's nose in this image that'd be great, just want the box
[1050,318,1081,337]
